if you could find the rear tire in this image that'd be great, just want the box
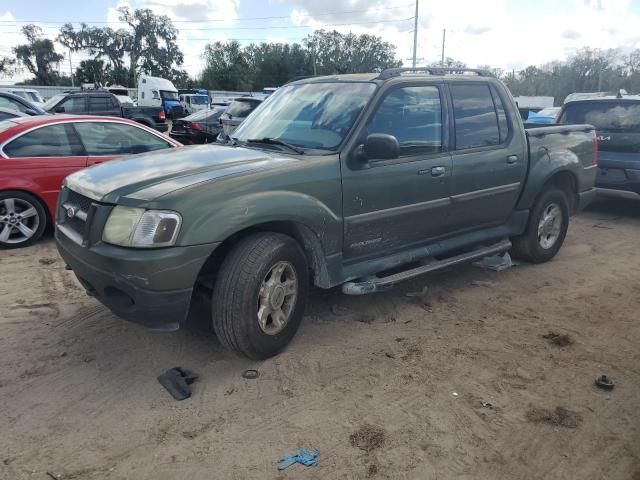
[212,233,309,359]
[511,188,570,263]
[0,190,47,249]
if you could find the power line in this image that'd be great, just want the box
[0,17,414,33]
[0,3,415,25]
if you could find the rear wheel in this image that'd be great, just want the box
[511,188,570,263]
[0,191,47,249]
[212,233,309,359]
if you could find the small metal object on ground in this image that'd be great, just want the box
[242,369,259,379]
[595,375,615,391]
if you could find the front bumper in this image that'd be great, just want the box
[56,228,218,330]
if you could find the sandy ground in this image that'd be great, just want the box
[1,193,639,480]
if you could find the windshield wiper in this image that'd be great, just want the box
[246,137,305,154]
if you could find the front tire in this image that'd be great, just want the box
[212,233,309,359]
[0,191,47,249]
[511,188,570,263]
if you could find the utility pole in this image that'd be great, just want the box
[68,49,74,87]
[441,29,446,65]
[412,0,419,68]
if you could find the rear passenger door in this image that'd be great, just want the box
[88,95,119,116]
[448,82,526,231]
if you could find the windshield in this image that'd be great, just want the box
[560,101,640,132]
[191,95,208,105]
[43,94,65,110]
[234,82,377,151]
[160,90,179,101]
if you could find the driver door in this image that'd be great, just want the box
[341,84,453,262]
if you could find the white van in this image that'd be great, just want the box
[179,93,209,115]
[137,75,181,117]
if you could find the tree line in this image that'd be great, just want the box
[1,8,640,103]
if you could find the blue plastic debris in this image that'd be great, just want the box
[278,448,319,470]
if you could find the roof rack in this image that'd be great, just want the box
[376,67,489,80]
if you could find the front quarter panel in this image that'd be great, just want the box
[158,154,343,254]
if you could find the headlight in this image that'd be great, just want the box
[103,206,182,248]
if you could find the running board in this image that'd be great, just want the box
[341,239,512,295]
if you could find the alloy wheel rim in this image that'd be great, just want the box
[537,203,562,250]
[257,261,298,335]
[0,198,39,245]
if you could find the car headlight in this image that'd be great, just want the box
[102,206,182,248]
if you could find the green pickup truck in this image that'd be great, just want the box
[56,68,597,359]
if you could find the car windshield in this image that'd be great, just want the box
[160,90,179,101]
[560,101,640,132]
[191,95,208,105]
[42,94,65,110]
[234,82,377,151]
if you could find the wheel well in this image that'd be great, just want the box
[544,171,578,213]
[0,188,52,228]
[196,221,328,289]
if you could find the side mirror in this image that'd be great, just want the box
[362,133,400,161]
[54,106,65,113]
[24,108,38,116]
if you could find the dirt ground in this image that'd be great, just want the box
[1,193,639,480]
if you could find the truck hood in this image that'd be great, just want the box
[65,145,297,203]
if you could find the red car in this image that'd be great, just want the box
[0,115,182,248]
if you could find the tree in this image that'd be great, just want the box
[200,40,254,91]
[75,59,106,84]
[0,57,16,78]
[304,30,401,75]
[13,25,64,85]
[58,8,184,87]
[118,7,184,87]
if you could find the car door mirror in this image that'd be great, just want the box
[362,133,400,161]
[24,108,38,116]
[54,106,65,113]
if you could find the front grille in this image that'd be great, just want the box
[57,188,95,243]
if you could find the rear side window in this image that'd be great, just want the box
[367,85,443,156]
[3,124,80,157]
[74,122,172,155]
[451,84,500,149]
[0,96,30,113]
[88,96,113,112]
[559,102,640,132]
[226,99,261,118]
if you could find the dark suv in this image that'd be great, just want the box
[558,95,640,195]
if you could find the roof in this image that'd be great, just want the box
[564,94,640,104]
[3,115,147,131]
[292,68,492,85]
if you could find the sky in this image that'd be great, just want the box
[1,0,640,84]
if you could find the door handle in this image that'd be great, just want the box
[431,166,447,177]
[507,155,518,164]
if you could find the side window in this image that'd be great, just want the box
[59,96,86,113]
[141,91,145,99]
[367,85,443,156]
[490,85,510,143]
[3,124,79,157]
[74,122,172,156]
[0,96,29,113]
[88,97,111,112]
[450,84,500,149]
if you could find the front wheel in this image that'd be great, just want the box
[0,191,47,249]
[511,188,570,263]
[212,233,309,359]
